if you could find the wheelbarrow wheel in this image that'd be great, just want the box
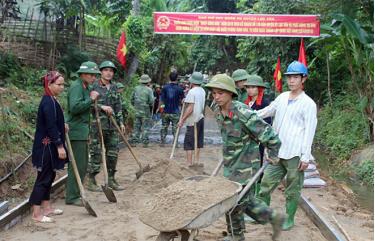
[155,230,190,241]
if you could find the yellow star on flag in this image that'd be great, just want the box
[120,44,127,56]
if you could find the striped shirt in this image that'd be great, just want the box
[257,91,317,163]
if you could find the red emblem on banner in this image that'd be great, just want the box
[157,16,170,30]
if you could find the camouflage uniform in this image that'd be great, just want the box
[206,74,284,241]
[263,82,276,103]
[235,88,248,103]
[88,80,124,189]
[129,75,154,146]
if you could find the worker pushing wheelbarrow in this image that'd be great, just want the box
[140,161,284,241]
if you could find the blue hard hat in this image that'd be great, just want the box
[284,61,308,76]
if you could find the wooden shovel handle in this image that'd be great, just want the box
[65,133,86,199]
[94,101,109,185]
[109,115,143,169]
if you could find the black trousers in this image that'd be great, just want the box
[29,153,56,206]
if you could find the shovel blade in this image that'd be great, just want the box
[135,164,151,179]
[82,199,98,217]
[101,185,117,203]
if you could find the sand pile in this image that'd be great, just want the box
[133,159,196,192]
[139,176,240,231]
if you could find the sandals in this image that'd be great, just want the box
[33,216,54,223]
[45,208,63,216]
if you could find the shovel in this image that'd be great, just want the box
[109,115,151,179]
[94,101,117,203]
[169,102,186,159]
[65,133,97,217]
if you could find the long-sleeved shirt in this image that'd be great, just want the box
[257,91,317,163]
[160,82,184,114]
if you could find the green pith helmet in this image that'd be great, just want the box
[205,74,238,96]
[99,60,117,71]
[189,72,204,85]
[77,61,101,74]
[264,82,271,89]
[154,84,160,88]
[232,69,250,82]
[139,74,151,83]
[116,82,125,89]
[243,74,267,87]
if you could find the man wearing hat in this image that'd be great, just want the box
[257,61,317,230]
[129,74,154,147]
[205,74,284,241]
[86,60,125,191]
[177,72,206,166]
[65,61,100,206]
[231,69,250,103]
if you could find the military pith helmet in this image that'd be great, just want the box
[77,61,101,74]
[243,74,267,87]
[189,72,204,85]
[116,82,125,89]
[99,60,117,71]
[232,69,250,82]
[139,74,151,83]
[205,74,238,96]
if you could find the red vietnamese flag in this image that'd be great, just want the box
[298,38,307,67]
[117,32,127,68]
[273,56,282,93]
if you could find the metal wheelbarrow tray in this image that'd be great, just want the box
[140,175,242,241]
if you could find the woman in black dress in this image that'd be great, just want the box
[29,71,68,223]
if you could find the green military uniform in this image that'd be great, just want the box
[129,74,154,146]
[88,62,124,191]
[65,61,101,205]
[206,74,284,241]
[263,82,276,102]
[232,69,250,103]
[116,82,128,122]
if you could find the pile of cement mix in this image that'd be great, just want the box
[139,176,240,231]
[133,159,196,191]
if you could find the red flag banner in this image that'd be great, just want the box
[117,32,127,68]
[273,56,282,93]
[298,38,307,66]
[154,12,320,37]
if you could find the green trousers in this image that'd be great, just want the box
[225,186,274,236]
[258,156,304,207]
[130,116,151,144]
[88,129,119,175]
[65,140,88,204]
[160,113,179,143]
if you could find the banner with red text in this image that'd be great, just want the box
[154,12,320,37]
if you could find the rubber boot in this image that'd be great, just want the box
[282,199,299,230]
[270,211,286,240]
[86,174,101,192]
[108,172,125,191]
[222,234,245,241]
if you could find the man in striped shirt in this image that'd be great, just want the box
[256,61,317,231]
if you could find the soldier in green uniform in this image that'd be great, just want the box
[231,69,250,103]
[87,60,125,191]
[205,74,284,241]
[65,61,100,206]
[129,74,154,147]
[116,82,129,124]
[263,81,276,102]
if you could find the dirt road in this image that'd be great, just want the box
[1,145,328,241]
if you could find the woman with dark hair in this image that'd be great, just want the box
[29,71,68,223]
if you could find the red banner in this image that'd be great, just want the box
[154,12,320,37]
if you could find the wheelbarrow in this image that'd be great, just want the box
[140,160,268,241]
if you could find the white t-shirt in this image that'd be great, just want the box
[184,86,206,126]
